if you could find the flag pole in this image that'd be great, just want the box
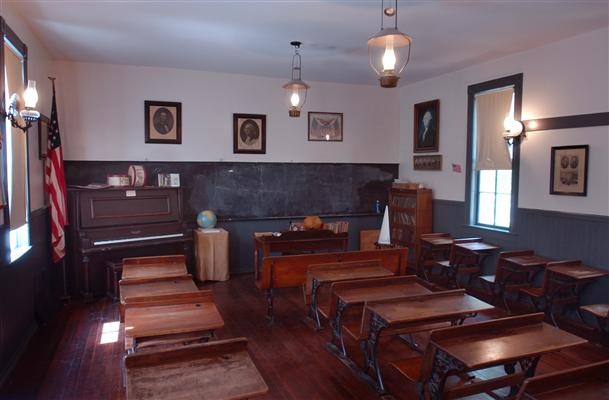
[47,76,70,302]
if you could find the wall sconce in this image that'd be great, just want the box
[282,41,310,118]
[367,0,412,88]
[502,116,525,143]
[1,80,40,133]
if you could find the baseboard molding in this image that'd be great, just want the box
[0,322,37,388]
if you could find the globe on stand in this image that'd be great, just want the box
[197,210,217,229]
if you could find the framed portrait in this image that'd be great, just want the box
[233,113,266,154]
[413,99,439,153]
[145,101,182,144]
[308,112,343,142]
[37,114,50,160]
[413,154,442,171]
[550,145,588,196]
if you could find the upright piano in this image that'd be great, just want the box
[68,187,192,299]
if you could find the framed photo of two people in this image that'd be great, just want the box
[413,99,439,153]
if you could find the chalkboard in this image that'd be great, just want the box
[65,161,398,219]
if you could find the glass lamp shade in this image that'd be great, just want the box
[23,80,38,109]
[368,28,412,88]
[282,80,309,117]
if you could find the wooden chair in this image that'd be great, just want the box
[519,260,580,326]
[516,360,609,399]
[436,238,482,288]
[417,233,452,281]
[390,313,545,400]
[479,250,537,312]
[580,303,609,345]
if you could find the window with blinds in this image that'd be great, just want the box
[2,23,31,263]
[466,74,523,232]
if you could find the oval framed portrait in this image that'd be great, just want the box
[145,100,182,144]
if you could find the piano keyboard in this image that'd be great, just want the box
[93,233,185,246]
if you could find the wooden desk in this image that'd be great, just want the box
[327,275,433,357]
[361,290,493,392]
[545,263,609,325]
[417,234,453,280]
[125,338,268,400]
[427,314,587,400]
[124,291,224,353]
[253,230,348,280]
[516,360,609,400]
[119,275,199,322]
[499,254,551,313]
[307,261,394,329]
[449,241,499,288]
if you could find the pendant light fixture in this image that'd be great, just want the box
[283,41,309,117]
[367,0,412,88]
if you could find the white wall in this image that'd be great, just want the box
[2,5,55,211]
[54,61,400,164]
[399,27,609,216]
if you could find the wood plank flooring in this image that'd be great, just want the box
[1,274,608,400]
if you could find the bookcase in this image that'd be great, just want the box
[388,187,433,267]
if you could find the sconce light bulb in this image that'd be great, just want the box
[23,80,38,109]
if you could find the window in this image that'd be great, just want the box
[466,74,523,232]
[1,18,31,263]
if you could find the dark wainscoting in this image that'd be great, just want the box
[0,207,59,385]
[433,199,609,304]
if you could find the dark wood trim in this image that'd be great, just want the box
[524,112,609,132]
[465,73,523,233]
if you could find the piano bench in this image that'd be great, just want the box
[105,260,123,302]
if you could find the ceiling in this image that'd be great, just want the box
[10,0,609,86]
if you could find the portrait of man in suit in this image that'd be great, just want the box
[414,99,440,152]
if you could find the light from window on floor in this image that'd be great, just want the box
[100,321,120,344]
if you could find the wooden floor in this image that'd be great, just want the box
[2,274,608,400]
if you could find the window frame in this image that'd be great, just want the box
[1,17,32,264]
[465,73,523,233]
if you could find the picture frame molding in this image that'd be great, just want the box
[549,144,589,196]
[308,111,344,142]
[144,100,182,144]
[413,99,440,153]
[233,113,266,154]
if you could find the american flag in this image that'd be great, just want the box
[45,81,67,262]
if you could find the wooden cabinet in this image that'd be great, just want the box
[388,188,432,264]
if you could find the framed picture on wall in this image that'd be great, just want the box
[233,113,266,154]
[308,112,343,142]
[413,99,439,153]
[550,145,589,196]
[37,114,50,160]
[413,154,442,171]
[145,100,182,144]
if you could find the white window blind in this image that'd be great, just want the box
[4,43,28,229]
[474,88,513,171]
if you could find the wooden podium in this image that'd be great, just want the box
[194,228,229,282]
